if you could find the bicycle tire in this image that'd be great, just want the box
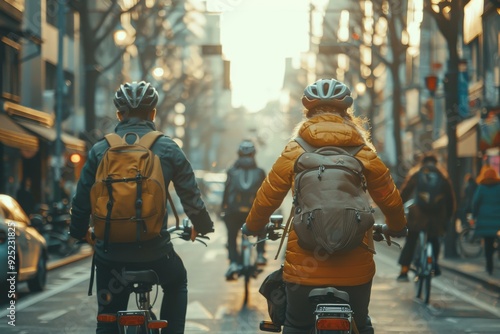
[243,270,250,305]
[457,228,483,258]
[422,274,432,304]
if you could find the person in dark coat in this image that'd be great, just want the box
[16,177,36,216]
[459,173,477,229]
[70,81,214,334]
[472,165,500,275]
[396,153,456,281]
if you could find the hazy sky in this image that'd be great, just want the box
[219,0,309,111]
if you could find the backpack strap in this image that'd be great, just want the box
[295,136,364,156]
[104,133,124,147]
[294,136,317,153]
[138,131,181,229]
[274,205,294,260]
[138,130,163,148]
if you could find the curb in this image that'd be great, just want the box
[47,246,93,271]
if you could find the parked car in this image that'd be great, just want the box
[0,194,48,294]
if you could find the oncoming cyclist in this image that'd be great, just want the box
[70,81,214,334]
[244,78,407,333]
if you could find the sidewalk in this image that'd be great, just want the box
[440,253,500,291]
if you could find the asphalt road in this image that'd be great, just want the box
[1,219,500,333]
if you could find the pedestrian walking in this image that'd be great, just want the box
[471,165,500,276]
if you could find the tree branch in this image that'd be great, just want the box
[100,47,127,74]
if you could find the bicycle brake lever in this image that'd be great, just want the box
[390,240,402,249]
[195,238,208,247]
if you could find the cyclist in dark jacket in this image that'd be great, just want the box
[396,153,455,281]
[221,140,266,280]
[70,81,214,334]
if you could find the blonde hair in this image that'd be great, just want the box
[293,106,376,152]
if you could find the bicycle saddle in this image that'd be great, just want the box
[308,287,350,304]
[122,270,159,285]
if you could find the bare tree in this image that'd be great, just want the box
[70,0,200,141]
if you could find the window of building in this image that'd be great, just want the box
[1,37,21,101]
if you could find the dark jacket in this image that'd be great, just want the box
[70,118,214,262]
[221,156,266,215]
[399,162,456,236]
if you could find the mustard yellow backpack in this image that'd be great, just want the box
[90,131,169,250]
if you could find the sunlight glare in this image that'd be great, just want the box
[220,0,309,112]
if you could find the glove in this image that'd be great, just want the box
[85,227,96,247]
[241,223,267,237]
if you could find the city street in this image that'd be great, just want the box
[1,218,500,334]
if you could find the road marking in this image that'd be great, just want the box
[186,300,213,320]
[185,321,211,331]
[0,272,89,318]
[214,305,227,319]
[203,249,226,262]
[376,251,500,318]
[37,309,70,322]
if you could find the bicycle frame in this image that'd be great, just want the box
[240,232,264,305]
[414,230,434,304]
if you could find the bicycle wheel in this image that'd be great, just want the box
[458,228,483,258]
[415,244,433,304]
[243,269,250,306]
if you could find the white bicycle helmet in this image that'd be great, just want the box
[113,81,159,114]
[302,78,353,110]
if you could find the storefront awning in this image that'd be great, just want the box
[432,115,480,157]
[15,119,87,154]
[0,114,39,152]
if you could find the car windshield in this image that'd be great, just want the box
[0,195,30,224]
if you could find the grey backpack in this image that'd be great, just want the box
[292,137,375,254]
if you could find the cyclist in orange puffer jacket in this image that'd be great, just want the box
[245,78,407,334]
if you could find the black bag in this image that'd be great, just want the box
[225,167,265,213]
[259,266,286,326]
[415,165,446,212]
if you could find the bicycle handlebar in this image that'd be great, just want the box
[242,220,407,248]
[164,218,211,246]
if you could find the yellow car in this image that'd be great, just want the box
[0,194,48,295]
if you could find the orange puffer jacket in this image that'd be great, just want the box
[246,114,406,286]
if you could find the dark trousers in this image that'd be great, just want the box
[224,212,264,263]
[398,230,441,268]
[484,236,497,274]
[283,281,374,334]
[95,252,187,334]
